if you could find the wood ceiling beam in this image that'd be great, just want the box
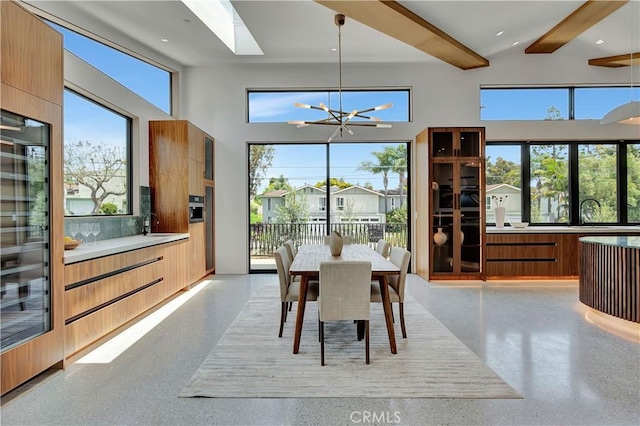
[589,52,640,67]
[314,0,489,70]
[525,0,628,54]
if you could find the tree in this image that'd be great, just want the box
[486,156,521,187]
[341,197,361,223]
[391,145,407,207]
[544,106,564,121]
[357,146,396,215]
[275,192,309,224]
[314,177,352,189]
[265,174,292,192]
[248,145,275,202]
[64,140,127,215]
[530,145,569,222]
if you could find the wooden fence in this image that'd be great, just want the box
[249,222,408,256]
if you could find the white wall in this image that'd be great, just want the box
[180,53,639,274]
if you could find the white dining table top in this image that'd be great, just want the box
[289,244,400,275]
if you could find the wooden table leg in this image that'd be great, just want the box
[378,275,397,354]
[292,274,308,354]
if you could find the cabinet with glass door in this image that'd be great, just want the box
[429,127,485,280]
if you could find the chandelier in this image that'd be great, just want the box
[288,14,392,142]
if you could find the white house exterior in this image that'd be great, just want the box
[259,184,406,224]
[486,184,522,223]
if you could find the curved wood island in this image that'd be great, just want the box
[579,236,640,323]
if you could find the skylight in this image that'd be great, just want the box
[181,0,263,55]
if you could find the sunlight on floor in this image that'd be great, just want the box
[76,280,214,364]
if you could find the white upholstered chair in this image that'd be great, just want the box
[318,260,372,365]
[375,239,390,258]
[370,246,411,338]
[284,239,300,284]
[274,246,318,337]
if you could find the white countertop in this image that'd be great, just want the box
[487,225,640,234]
[63,233,189,264]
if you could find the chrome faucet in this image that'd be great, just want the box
[141,212,159,235]
[579,198,601,225]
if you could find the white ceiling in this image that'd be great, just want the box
[22,0,639,69]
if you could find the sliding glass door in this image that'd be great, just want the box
[248,142,409,272]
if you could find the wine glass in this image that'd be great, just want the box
[80,223,91,246]
[69,222,79,241]
[91,223,101,245]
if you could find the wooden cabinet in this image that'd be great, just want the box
[1,0,65,396]
[149,120,214,281]
[416,127,486,280]
[63,239,189,359]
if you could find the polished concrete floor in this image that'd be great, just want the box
[1,274,639,425]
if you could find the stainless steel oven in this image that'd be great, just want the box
[189,195,204,223]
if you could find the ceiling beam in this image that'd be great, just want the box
[589,52,640,67]
[525,0,628,54]
[314,0,489,70]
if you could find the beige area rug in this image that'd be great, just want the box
[179,284,521,398]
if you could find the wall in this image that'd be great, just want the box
[180,53,639,274]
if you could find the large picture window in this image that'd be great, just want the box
[247,89,410,123]
[64,89,131,216]
[486,140,638,226]
[46,21,172,113]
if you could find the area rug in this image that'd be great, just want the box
[179,283,521,398]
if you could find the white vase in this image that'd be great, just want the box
[329,230,343,256]
[495,206,506,228]
[460,230,465,244]
[433,228,447,246]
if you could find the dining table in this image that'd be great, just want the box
[289,243,401,354]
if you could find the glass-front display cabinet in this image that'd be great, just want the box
[0,109,51,351]
[429,127,485,280]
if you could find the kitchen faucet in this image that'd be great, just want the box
[579,198,601,225]
[141,212,159,235]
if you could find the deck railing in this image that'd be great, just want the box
[249,222,408,256]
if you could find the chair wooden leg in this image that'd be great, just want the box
[288,302,293,312]
[399,303,407,338]
[365,320,370,364]
[390,303,395,323]
[320,320,325,366]
[357,320,365,341]
[279,302,286,337]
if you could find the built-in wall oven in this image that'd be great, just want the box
[189,195,204,223]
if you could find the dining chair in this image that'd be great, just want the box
[323,235,352,244]
[274,246,318,337]
[375,239,390,258]
[318,260,372,365]
[284,239,300,284]
[370,246,411,338]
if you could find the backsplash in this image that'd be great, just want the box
[64,186,149,242]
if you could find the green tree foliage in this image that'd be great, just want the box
[265,174,292,192]
[386,203,407,224]
[486,156,521,187]
[357,146,398,215]
[530,145,569,222]
[314,177,352,189]
[249,201,262,224]
[248,145,275,201]
[544,106,564,121]
[391,145,407,207]
[275,193,309,224]
[100,202,118,215]
[64,140,127,215]
[627,144,640,221]
[578,144,618,222]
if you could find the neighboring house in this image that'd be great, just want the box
[258,184,407,224]
[486,184,522,222]
[64,175,127,215]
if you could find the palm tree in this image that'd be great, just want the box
[357,146,396,215]
[391,145,407,207]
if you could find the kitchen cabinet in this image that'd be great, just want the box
[1,0,65,396]
[416,127,486,281]
[149,120,214,280]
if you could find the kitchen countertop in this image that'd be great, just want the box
[487,225,640,234]
[63,233,189,264]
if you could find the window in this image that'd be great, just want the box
[628,144,640,222]
[486,145,522,222]
[319,197,326,212]
[247,89,410,123]
[64,89,131,216]
[486,140,639,226]
[46,21,171,113]
[336,197,344,211]
[481,86,640,121]
[267,199,271,211]
[578,144,618,223]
